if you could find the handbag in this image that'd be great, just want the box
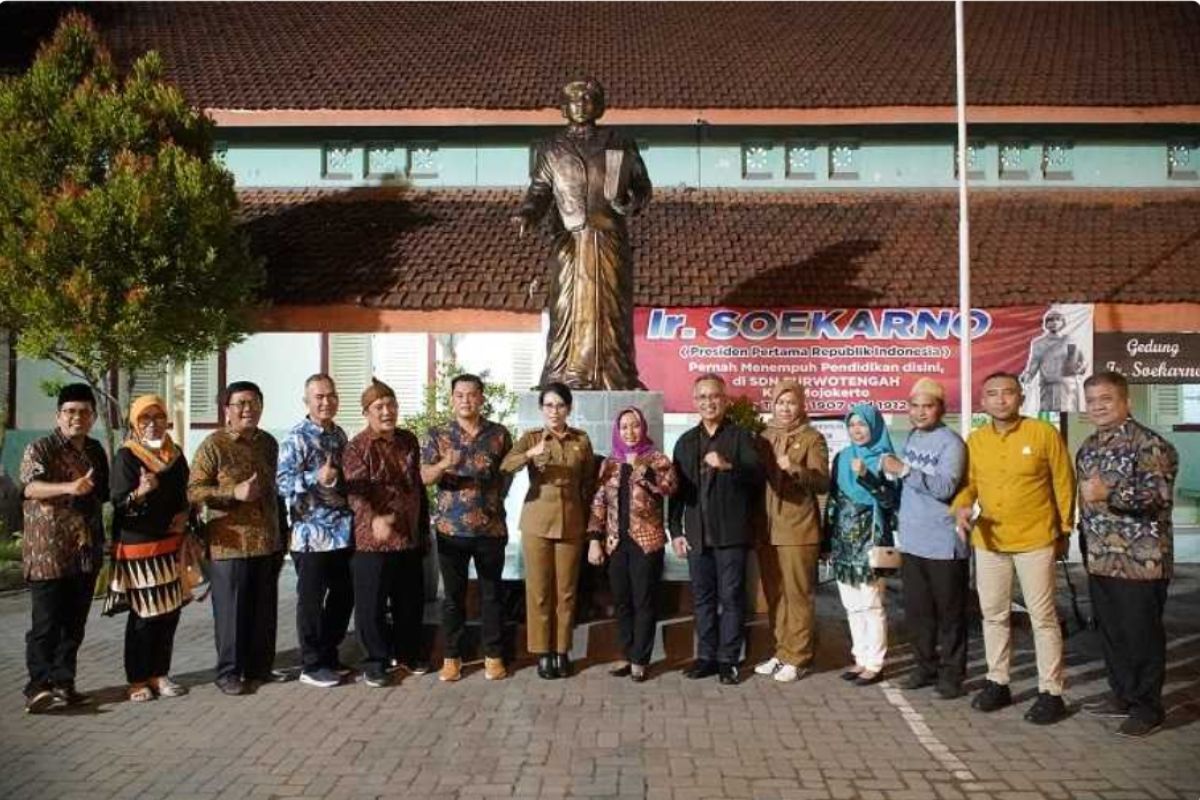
[868,545,901,570]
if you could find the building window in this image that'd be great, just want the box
[188,351,220,426]
[1041,140,1073,180]
[785,142,817,180]
[998,141,1030,181]
[829,142,860,180]
[1168,141,1198,180]
[408,144,440,178]
[741,142,774,179]
[365,143,404,179]
[322,142,355,179]
[953,140,985,180]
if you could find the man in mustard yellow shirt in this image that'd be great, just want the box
[953,372,1075,725]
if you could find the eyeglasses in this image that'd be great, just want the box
[227,400,262,410]
[59,408,94,418]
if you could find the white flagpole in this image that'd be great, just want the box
[955,0,972,439]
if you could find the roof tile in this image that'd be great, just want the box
[238,186,1200,311]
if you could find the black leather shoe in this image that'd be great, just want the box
[536,654,558,680]
[718,664,740,685]
[609,663,633,677]
[854,670,884,686]
[554,652,572,678]
[1082,696,1129,718]
[1024,692,1067,725]
[971,680,1013,712]
[684,660,719,679]
[840,669,863,682]
[214,676,245,696]
[900,672,936,691]
[935,681,965,700]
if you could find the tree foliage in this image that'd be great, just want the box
[0,13,263,443]
[402,359,519,440]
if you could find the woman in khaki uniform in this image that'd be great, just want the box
[754,380,830,682]
[501,382,596,679]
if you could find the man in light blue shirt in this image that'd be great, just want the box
[881,378,968,699]
[278,374,354,688]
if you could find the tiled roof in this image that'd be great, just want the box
[2,2,1199,110]
[238,187,1200,311]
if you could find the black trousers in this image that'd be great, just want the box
[609,540,663,666]
[353,550,425,676]
[438,535,505,659]
[25,571,96,696]
[688,545,747,665]
[210,555,279,681]
[124,609,181,684]
[900,553,970,686]
[293,549,355,672]
[1089,574,1169,724]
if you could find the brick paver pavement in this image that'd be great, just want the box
[0,564,1196,800]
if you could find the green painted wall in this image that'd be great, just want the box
[215,124,1200,190]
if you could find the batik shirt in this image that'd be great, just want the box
[187,428,281,560]
[421,419,513,538]
[19,430,110,581]
[1076,418,1178,581]
[343,427,429,552]
[277,417,352,552]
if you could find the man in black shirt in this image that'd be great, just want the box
[668,374,764,684]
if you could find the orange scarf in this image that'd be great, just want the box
[124,433,180,474]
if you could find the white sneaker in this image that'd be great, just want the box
[754,657,782,676]
[773,664,805,683]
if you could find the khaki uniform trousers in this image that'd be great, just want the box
[523,534,583,654]
[975,542,1065,695]
[757,543,820,667]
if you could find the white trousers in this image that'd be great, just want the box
[837,579,887,671]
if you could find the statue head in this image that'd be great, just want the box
[1043,308,1066,334]
[560,79,605,124]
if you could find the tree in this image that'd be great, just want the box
[0,13,263,450]
[402,359,519,439]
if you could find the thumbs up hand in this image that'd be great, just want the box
[233,472,260,502]
[70,468,95,497]
[318,453,338,487]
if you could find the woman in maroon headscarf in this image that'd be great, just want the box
[587,407,678,681]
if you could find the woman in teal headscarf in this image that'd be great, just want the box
[823,403,900,685]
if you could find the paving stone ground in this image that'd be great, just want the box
[0,564,1196,800]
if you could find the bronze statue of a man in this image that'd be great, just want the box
[513,79,652,391]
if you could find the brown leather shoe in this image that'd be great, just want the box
[438,658,462,683]
[484,657,507,681]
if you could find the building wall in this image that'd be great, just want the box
[216,125,1200,189]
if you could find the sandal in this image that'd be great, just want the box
[128,685,155,703]
[151,676,188,698]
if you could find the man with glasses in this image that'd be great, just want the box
[421,374,513,683]
[19,384,109,713]
[188,381,283,695]
[1076,372,1179,737]
[669,374,763,685]
[278,374,354,688]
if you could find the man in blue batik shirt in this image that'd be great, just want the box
[278,374,354,688]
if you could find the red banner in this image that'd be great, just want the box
[635,305,1093,414]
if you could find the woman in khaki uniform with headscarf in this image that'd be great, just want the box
[501,382,596,680]
[754,380,830,682]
